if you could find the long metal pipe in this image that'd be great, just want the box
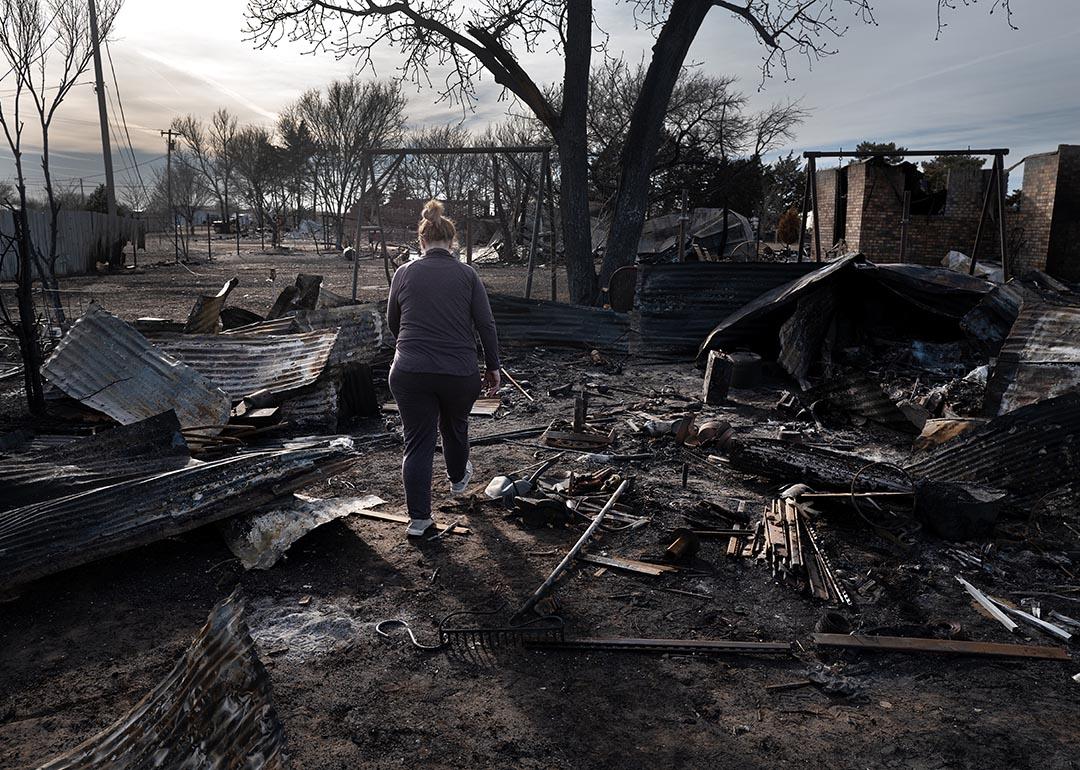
[513,478,630,620]
[804,149,1009,159]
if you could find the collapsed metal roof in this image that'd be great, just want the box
[634,262,819,356]
[984,298,1080,415]
[152,329,340,400]
[0,439,358,591]
[0,411,190,510]
[697,254,862,364]
[37,593,286,770]
[907,392,1080,507]
[42,305,233,432]
[489,293,630,353]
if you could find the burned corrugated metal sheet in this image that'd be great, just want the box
[723,435,912,491]
[806,371,916,432]
[221,493,384,570]
[868,263,993,320]
[960,280,1025,354]
[0,439,357,591]
[278,377,340,431]
[908,392,1080,507]
[184,277,239,334]
[633,261,819,356]
[294,305,382,366]
[697,254,863,365]
[0,411,190,510]
[37,593,285,770]
[41,305,232,432]
[489,293,630,353]
[984,299,1080,415]
[152,329,340,400]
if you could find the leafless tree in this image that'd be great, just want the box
[246,0,1016,303]
[233,125,290,246]
[0,0,48,412]
[148,148,210,258]
[172,108,240,229]
[401,123,484,202]
[288,76,406,247]
[20,0,121,277]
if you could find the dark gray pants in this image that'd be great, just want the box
[389,367,481,520]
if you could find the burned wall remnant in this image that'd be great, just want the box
[1013,144,1080,281]
[813,161,993,266]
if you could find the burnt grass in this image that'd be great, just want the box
[1,240,1079,769]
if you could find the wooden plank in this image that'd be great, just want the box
[352,508,471,536]
[383,398,501,417]
[812,633,1070,660]
[577,553,679,576]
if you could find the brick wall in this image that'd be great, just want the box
[839,161,1001,266]
[812,167,838,259]
[1013,150,1059,274]
[1046,145,1080,281]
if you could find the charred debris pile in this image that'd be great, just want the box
[4,254,1080,767]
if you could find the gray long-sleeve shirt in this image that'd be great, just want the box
[386,248,500,376]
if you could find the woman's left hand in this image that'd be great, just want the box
[483,369,501,397]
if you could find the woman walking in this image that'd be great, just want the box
[387,200,501,538]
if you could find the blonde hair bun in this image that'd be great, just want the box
[421,199,444,222]
[418,199,457,246]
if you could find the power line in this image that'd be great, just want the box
[104,38,148,199]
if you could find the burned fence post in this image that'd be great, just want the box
[524,150,548,299]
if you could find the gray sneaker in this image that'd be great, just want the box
[406,518,435,537]
[450,460,474,496]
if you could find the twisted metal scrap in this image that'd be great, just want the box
[37,593,286,770]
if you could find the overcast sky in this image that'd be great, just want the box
[3,0,1077,200]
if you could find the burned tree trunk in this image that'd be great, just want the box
[10,189,46,414]
[600,0,710,286]
[555,0,596,304]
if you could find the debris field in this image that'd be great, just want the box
[2,247,1080,769]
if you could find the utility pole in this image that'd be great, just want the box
[88,0,118,266]
[79,177,85,202]
[161,128,179,263]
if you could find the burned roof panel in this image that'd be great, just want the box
[0,439,357,591]
[907,392,1080,507]
[489,292,630,353]
[0,411,190,510]
[869,263,993,319]
[37,593,285,770]
[697,254,863,364]
[633,261,819,356]
[41,305,232,432]
[984,299,1080,415]
[151,329,340,399]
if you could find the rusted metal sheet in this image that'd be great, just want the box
[0,411,190,510]
[697,254,862,365]
[0,439,358,591]
[41,305,232,432]
[152,329,340,400]
[633,261,818,356]
[984,299,1080,415]
[908,392,1080,507]
[489,293,630,353]
[37,593,285,770]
